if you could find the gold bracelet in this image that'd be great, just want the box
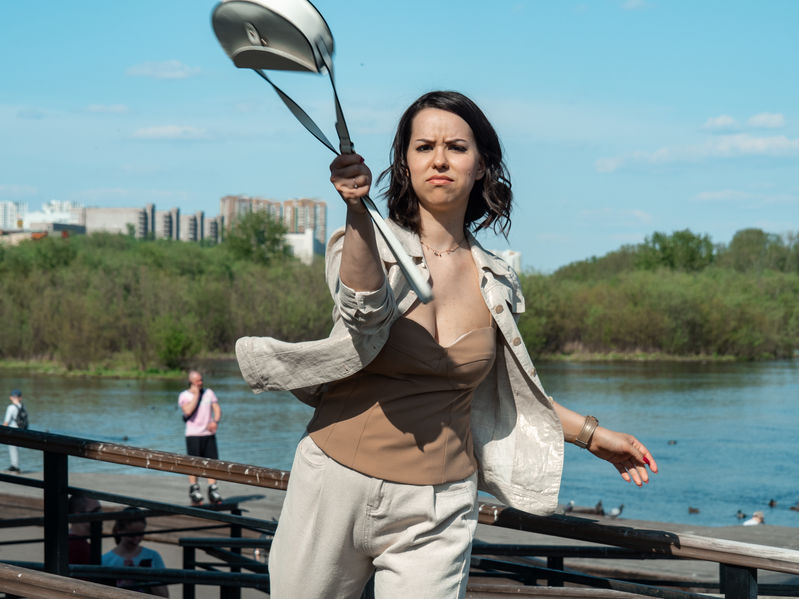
[574,415,599,449]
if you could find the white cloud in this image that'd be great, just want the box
[713,133,799,155]
[0,184,38,197]
[132,125,209,140]
[86,104,129,114]
[747,112,786,129]
[701,114,738,132]
[596,133,799,172]
[126,60,200,80]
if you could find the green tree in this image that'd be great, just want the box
[636,229,715,272]
[224,210,291,264]
[716,228,791,273]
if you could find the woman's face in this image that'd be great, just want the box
[119,521,145,549]
[406,108,485,218]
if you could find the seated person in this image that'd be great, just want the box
[68,491,102,565]
[102,507,169,597]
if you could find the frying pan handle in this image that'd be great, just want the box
[251,69,433,303]
[358,195,433,304]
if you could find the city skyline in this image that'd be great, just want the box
[2,1,797,272]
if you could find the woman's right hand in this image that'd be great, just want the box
[330,153,372,213]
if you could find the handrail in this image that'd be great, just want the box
[0,562,146,599]
[477,505,799,576]
[2,426,798,597]
[0,427,289,488]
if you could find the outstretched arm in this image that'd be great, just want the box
[552,399,658,486]
[329,153,383,292]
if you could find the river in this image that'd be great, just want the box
[2,359,797,528]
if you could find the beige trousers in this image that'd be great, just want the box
[268,435,478,599]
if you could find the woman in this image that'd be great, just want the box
[102,507,169,597]
[236,91,657,598]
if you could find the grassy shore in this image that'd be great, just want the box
[1,347,751,381]
[0,357,186,380]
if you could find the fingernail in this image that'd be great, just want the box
[643,456,651,466]
[359,156,365,163]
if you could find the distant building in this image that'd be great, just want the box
[285,228,325,265]
[283,198,327,245]
[0,200,27,230]
[28,222,86,237]
[205,215,223,244]
[22,200,82,229]
[220,195,327,249]
[81,204,155,239]
[220,195,282,225]
[492,249,522,274]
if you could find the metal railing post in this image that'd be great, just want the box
[43,451,69,576]
[547,556,565,586]
[183,546,196,599]
[89,519,103,565]
[220,506,243,599]
[720,563,758,599]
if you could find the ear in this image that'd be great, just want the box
[475,157,486,181]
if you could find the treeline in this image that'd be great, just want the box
[0,225,797,371]
[0,215,333,371]
[520,228,799,360]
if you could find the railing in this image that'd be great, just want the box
[2,426,799,598]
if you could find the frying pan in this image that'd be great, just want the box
[212,0,433,303]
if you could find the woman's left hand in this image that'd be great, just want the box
[588,427,658,486]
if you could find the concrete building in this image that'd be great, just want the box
[285,228,325,265]
[220,195,282,226]
[492,248,522,274]
[204,215,224,244]
[220,194,327,261]
[22,200,83,229]
[0,201,27,231]
[220,195,327,248]
[82,204,156,239]
[283,198,327,245]
[27,222,86,237]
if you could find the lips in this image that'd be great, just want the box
[427,176,453,184]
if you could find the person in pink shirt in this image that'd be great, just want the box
[178,370,223,504]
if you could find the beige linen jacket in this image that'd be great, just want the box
[236,220,564,514]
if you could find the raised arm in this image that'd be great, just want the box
[329,153,384,292]
[551,399,658,486]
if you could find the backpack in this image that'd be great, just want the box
[15,403,29,430]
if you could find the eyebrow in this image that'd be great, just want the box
[412,137,470,144]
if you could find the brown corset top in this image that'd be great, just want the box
[307,316,497,485]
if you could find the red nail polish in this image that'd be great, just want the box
[359,156,364,163]
[643,456,650,466]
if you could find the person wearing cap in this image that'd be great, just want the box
[3,389,24,472]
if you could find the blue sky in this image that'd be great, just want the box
[2,0,797,272]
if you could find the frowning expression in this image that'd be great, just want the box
[406,108,485,217]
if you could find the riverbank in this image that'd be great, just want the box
[0,348,756,380]
[0,358,186,380]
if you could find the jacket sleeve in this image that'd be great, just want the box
[325,227,398,336]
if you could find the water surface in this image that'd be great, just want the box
[2,359,797,527]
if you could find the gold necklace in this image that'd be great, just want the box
[420,237,466,257]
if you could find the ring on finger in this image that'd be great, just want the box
[353,179,358,189]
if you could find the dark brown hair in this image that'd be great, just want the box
[378,91,512,237]
[112,507,146,544]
